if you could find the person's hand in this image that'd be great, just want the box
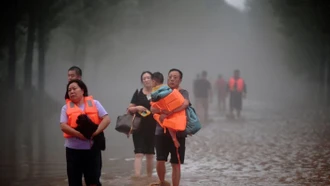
[127,107,137,113]
[75,131,87,140]
[162,110,171,115]
[91,130,100,139]
[136,106,147,112]
[172,138,180,148]
[150,106,160,114]
[159,114,167,123]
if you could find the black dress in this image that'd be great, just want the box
[130,88,157,154]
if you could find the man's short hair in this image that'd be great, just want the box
[68,66,82,77]
[152,72,164,84]
[168,68,183,80]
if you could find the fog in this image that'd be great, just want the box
[2,0,320,184]
[41,0,307,159]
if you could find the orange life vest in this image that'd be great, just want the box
[150,89,187,131]
[228,77,244,92]
[64,96,101,138]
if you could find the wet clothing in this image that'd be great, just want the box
[229,92,243,110]
[130,88,157,154]
[154,89,190,164]
[194,78,211,98]
[60,100,108,149]
[227,78,247,111]
[155,132,186,164]
[66,148,102,186]
[60,99,107,186]
[194,78,211,122]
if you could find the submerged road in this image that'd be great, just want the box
[5,100,330,186]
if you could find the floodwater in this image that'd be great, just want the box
[2,99,330,186]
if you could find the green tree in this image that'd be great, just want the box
[257,0,330,104]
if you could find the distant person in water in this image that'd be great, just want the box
[67,66,82,82]
[127,71,157,178]
[194,71,212,123]
[193,73,200,104]
[214,74,227,114]
[227,69,247,119]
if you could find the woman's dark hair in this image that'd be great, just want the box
[168,68,183,80]
[140,71,152,82]
[65,79,89,99]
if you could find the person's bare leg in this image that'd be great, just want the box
[146,154,154,177]
[156,161,166,183]
[218,96,221,112]
[134,153,144,177]
[223,99,226,113]
[229,107,234,118]
[204,99,209,123]
[171,164,181,186]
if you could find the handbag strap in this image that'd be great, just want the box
[127,114,136,138]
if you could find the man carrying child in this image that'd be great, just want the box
[150,69,190,186]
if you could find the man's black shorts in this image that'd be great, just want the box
[155,132,186,164]
[230,92,242,111]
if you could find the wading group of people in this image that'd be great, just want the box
[60,66,191,186]
[193,69,247,121]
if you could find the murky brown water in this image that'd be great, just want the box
[2,100,330,186]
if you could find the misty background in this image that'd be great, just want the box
[1,0,330,185]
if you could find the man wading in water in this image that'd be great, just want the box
[227,69,247,119]
[150,69,190,186]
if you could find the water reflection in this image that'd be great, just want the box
[2,100,330,185]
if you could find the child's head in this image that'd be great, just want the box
[151,72,164,87]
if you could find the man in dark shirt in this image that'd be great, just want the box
[195,71,212,123]
[193,73,200,103]
[151,69,190,186]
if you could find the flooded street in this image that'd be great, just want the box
[4,100,330,186]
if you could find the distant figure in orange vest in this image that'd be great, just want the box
[214,74,227,114]
[227,70,246,118]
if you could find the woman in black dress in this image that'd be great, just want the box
[127,71,157,178]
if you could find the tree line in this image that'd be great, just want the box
[1,0,122,91]
[268,0,330,105]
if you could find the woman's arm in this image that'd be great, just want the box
[60,123,86,140]
[60,105,86,140]
[93,115,111,136]
[92,100,111,137]
[150,104,161,114]
[128,103,138,113]
[128,90,147,113]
